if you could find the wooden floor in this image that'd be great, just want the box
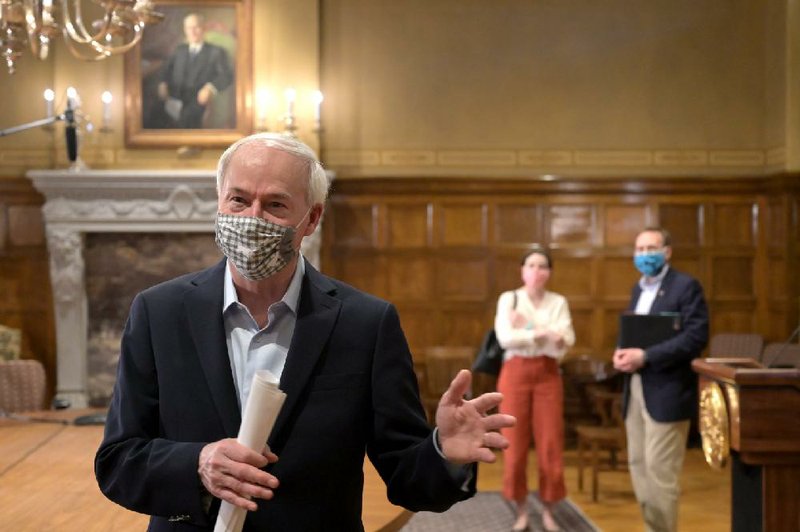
[0,413,730,532]
[475,446,731,532]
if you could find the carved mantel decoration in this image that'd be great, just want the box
[27,169,328,407]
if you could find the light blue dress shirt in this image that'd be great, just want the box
[222,257,305,410]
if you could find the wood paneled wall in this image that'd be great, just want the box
[321,175,800,364]
[3,174,799,403]
[0,177,56,399]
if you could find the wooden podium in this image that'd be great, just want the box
[692,358,800,532]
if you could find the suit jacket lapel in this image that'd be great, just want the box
[184,259,242,437]
[271,262,341,447]
[649,268,675,314]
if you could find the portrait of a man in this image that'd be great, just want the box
[140,6,238,130]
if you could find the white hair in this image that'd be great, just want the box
[216,133,329,206]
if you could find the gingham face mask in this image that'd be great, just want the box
[215,211,308,281]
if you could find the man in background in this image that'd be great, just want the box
[157,12,233,128]
[613,226,709,532]
[95,133,515,531]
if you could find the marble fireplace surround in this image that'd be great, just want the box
[27,169,324,407]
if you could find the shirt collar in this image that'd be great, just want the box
[638,263,670,290]
[223,255,305,314]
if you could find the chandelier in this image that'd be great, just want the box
[0,0,164,75]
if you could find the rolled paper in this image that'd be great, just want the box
[214,370,286,532]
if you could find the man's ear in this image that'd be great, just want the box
[664,245,673,261]
[303,204,324,236]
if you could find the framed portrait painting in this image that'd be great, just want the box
[124,0,253,148]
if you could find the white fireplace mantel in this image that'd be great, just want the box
[27,169,327,407]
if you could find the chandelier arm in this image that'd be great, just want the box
[60,0,116,44]
[23,0,45,59]
[59,31,113,61]
[89,27,143,56]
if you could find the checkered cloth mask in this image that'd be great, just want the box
[215,213,298,280]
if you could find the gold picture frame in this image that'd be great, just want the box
[124,0,253,148]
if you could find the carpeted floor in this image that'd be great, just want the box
[400,491,599,532]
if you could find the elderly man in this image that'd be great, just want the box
[157,12,233,128]
[613,226,709,532]
[95,133,515,531]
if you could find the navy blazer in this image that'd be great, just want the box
[95,259,474,531]
[620,267,709,423]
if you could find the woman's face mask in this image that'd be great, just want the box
[633,250,666,277]
[214,210,310,281]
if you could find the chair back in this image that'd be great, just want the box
[761,342,800,369]
[709,333,764,359]
[0,359,47,413]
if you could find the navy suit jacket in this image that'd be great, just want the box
[95,259,474,531]
[620,267,709,423]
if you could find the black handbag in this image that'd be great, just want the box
[472,293,517,376]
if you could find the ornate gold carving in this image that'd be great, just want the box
[699,381,730,469]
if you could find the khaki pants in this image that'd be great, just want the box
[625,374,690,532]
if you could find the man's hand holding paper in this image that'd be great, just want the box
[198,439,279,511]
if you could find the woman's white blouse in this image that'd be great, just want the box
[494,288,576,361]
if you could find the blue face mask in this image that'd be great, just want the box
[633,251,666,277]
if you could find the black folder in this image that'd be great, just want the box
[619,312,681,349]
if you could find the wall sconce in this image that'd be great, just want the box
[312,90,324,134]
[282,87,297,137]
[256,88,271,131]
[100,91,113,133]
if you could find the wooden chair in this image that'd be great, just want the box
[574,388,627,502]
[0,359,47,413]
[420,346,474,423]
[561,354,620,447]
[761,342,800,368]
[709,332,764,359]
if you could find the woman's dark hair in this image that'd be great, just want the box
[520,246,552,269]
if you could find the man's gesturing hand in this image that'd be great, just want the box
[435,369,516,464]
[198,438,279,511]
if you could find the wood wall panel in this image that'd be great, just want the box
[709,307,757,334]
[387,203,430,248]
[547,204,595,245]
[438,306,487,348]
[437,258,488,301]
[604,204,649,247]
[550,257,592,299]
[331,203,377,248]
[659,204,703,246]
[712,257,754,298]
[493,250,525,294]
[439,203,487,247]
[569,307,594,355]
[599,256,637,300]
[713,203,756,247]
[322,175,800,366]
[387,257,432,301]
[0,177,56,401]
[670,256,704,283]
[494,203,542,244]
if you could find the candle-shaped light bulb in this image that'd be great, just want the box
[66,86,78,109]
[312,90,323,125]
[284,87,296,117]
[44,88,55,118]
[101,91,112,129]
[256,88,270,130]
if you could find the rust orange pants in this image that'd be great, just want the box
[497,355,566,503]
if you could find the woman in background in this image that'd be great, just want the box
[495,247,575,532]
